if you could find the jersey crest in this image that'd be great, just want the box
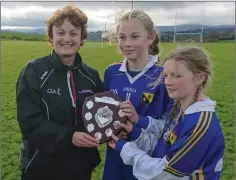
[167,132,177,145]
[141,92,154,104]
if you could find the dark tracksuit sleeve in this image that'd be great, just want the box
[16,63,75,155]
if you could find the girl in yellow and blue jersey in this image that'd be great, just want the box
[109,47,225,180]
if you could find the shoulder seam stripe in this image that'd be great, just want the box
[169,112,212,166]
[164,168,184,177]
[165,166,186,177]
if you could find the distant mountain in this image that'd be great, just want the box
[2,24,234,42]
[24,28,46,34]
[2,29,20,33]
[2,28,46,35]
[155,24,234,33]
[2,24,234,35]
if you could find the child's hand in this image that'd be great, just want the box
[116,121,133,134]
[108,134,119,150]
[120,100,139,124]
[117,130,128,139]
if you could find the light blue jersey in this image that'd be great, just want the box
[115,98,225,180]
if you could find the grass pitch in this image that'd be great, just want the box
[1,41,235,180]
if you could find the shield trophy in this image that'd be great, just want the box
[82,91,127,144]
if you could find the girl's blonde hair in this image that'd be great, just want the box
[114,9,161,55]
[156,47,212,120]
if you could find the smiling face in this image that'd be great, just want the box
[117,19,153,61]
[163,59,199,101]
[52,18,82,56]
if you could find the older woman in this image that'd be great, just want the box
[16,4,104,180]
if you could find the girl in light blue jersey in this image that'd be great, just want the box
[109,47,225,180]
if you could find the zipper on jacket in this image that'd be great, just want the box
[67,71,78,124]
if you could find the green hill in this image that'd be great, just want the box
[1,31,46,41]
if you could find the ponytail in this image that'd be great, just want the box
[149,31,160,56]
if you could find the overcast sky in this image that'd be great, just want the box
[1,1,235,31]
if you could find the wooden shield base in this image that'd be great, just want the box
[82,91,127,144]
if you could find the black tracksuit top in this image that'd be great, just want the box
[16,50,104,177]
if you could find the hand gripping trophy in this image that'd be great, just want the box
[82,91,127,144]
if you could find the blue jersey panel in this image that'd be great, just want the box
[151,111,224,179]
[103,62,173,180]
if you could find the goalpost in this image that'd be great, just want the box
[101,1,134,48]
[101,14,117,48]
[173,7,205,44]
[101,23,112,48]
